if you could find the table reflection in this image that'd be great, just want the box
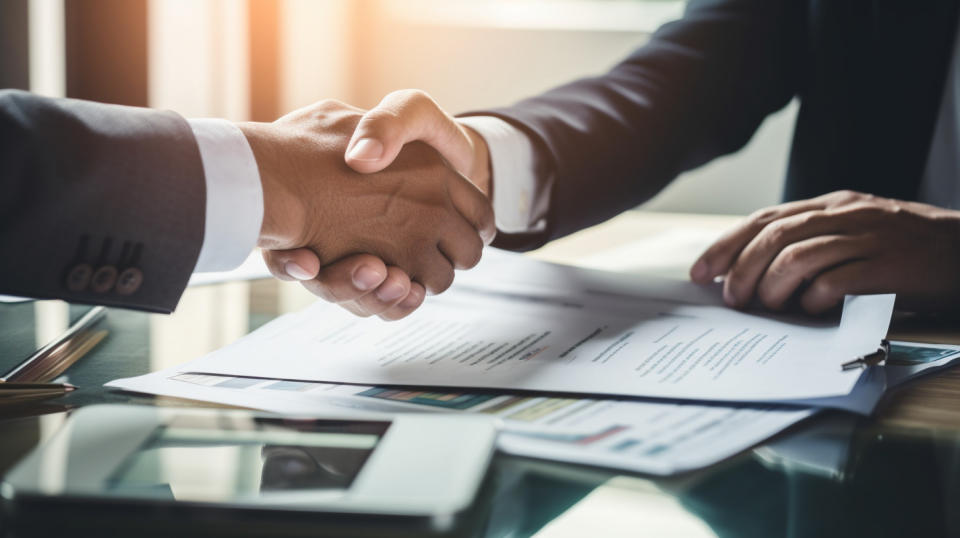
[4,269,960,538]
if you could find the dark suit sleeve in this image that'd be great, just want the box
[477,0,804,250]
[0,90,206,313]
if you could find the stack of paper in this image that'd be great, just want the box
[109,250,957,475]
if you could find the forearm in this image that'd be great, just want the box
[473,0,803,245]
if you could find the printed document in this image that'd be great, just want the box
[107,341,959,475]
[183,252,894,403]
[109,369,814,475]
[106,341,960,474]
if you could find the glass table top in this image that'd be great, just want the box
[1,276,959,538]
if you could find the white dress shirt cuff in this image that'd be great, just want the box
[188,118,263,272]
[458,115,547,234]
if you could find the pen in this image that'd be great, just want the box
[0,382,77,404]
[0,382,77,391]
[0,306,107,383]
[15,329,107,383]
[841,339,891,371]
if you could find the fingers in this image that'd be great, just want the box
[331,270,427,321]
[343,266,412,317]
[438,212,486,270]
[298,254,389,303]
[414,247,456,296]
[800,260,879,314]
[262,248,321,282]
[378,282,427,321]
[690,198,831,284]
[446,168,497,245]
[752,235,873,310]
[721,210,847,307]
[345,89,476,176]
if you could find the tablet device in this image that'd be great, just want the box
[1,404,499,537]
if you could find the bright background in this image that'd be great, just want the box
[2,0,797,215]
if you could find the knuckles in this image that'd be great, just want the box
[392,88,436,110]
[748,207,781,227]
[827,189,871,205]
[761,219,791,246]
[778,240,818,270]
[357,108,402,132]
[283,99,364,133]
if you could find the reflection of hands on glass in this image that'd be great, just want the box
[260,91,495,321]
[260,445,366,491]
[690,190,960,314]
[242,97,495,321]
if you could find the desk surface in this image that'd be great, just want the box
[1,211,959,538]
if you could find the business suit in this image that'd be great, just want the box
[485,0,960,250]
[0,90,206,313]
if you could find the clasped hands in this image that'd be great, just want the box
[244,91,960,320]
[240,91,494,320]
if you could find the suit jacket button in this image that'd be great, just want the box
[90,265,118,293]
[65,264,93,292]
[116,267,143,295]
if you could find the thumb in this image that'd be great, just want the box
[261,247,321,281]
[345,89,476,175]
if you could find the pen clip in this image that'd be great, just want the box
[841,339,890,371]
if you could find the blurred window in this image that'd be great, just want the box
[381,0,686,34]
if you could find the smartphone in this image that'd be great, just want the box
[1,404,499,537]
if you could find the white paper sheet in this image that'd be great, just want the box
[106,341,960,476]
[576,226,725,277]
[108,368,814,475]
[182,251,894,404]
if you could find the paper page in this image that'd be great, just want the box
[576,227,725,278]
[782,364,887,415]
[107,368,813,475]
[183,252,894,403]
[461,248,729,307]
[105,341,958,476]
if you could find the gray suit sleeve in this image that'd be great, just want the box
[0,90,207,313]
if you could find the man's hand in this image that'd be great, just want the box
[241,99,495,317]
[690,190,960,314]
[262,91,493,320]
[344,90,491,196]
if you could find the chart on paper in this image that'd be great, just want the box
[109,370,814,475]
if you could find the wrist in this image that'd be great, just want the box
[237,121,306,249]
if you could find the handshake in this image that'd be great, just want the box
[240,91,496,321]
